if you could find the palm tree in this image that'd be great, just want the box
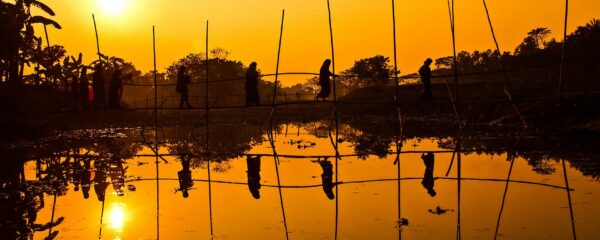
[0,0,61,87]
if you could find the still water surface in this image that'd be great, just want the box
[3,124,598,240]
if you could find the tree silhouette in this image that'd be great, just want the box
[341,55,392,88]
[0,0,61,86]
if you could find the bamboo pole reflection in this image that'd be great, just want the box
[456,138,462,240]
[493,136,521,240]
[493,145,517,239]
[562,158,577,240]
[266,9,289,240]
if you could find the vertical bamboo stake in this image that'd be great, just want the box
[558,0,569,99]
[152,25,159,240]
[326,0,336,103]
[272,10,285,107]
[391,0,399,100]
[205,20,214,240]
[92,14,101,61]
[448,0,459,109]
[390,1,403,239]
[482,0,527,129]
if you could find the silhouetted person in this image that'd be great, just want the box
[108,69,128,109]
[245,62,260,106]
[177,157,194,198]
[246,155,261,199]
[421,152,436,197]
[93,160,108,202]
[418,58,433,101]
[176,66,193,109]
[79,68,89,110]
[71,75,79,110]
[318,157,335,200]
[316,59,336,101]
[92,64,105,109]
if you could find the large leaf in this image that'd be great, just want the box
[29,16,62,29]
[29,0,55,16]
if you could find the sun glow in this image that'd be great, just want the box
[97,0,129,16]
[108,204,126,231]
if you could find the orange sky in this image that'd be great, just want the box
[34,0,600,86]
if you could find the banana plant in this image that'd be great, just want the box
[0,0,61,86]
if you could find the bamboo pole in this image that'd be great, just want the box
[481,0,528,129]
[558,0,569,99]
[325,3,340,236]
[205,20,214,240]
[152,25,160,240]
[272,10,285,107]
[92,14,101,61]
[48,193,56,236]
[98,199,105,239]
[391,2,403,239]
[449,0,458,107]
[326,0,337,103]
[391,0,399,100]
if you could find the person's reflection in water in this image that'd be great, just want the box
[177,157,194,198]
[93,159,109,202]
[80,157,92,199]
[317,157,335,200]
[246,155,261,199]
[72,154,82,192]
[421,152,436,197]
[109,156,126,196]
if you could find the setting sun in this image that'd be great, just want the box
[97,0,128,16]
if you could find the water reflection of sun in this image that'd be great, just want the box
[109,203,127,231]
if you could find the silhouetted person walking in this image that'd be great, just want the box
[177,157,194,198]
[79,68,89,110]
[245,62,260,106]
[421,152,436,197]
[92,64,105,109]
[317,157,335,200]
[316,59,336,101]
[176,66,193,109]
[418,58,433,101]
[246,155,261,199]
[108,69,126,109]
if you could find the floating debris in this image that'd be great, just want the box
[428,206,454,215]
[396,218,409,227]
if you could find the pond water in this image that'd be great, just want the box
[1,123,598,240]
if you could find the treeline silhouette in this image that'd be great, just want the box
[407,21,600,94]
[3,6,598,108]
